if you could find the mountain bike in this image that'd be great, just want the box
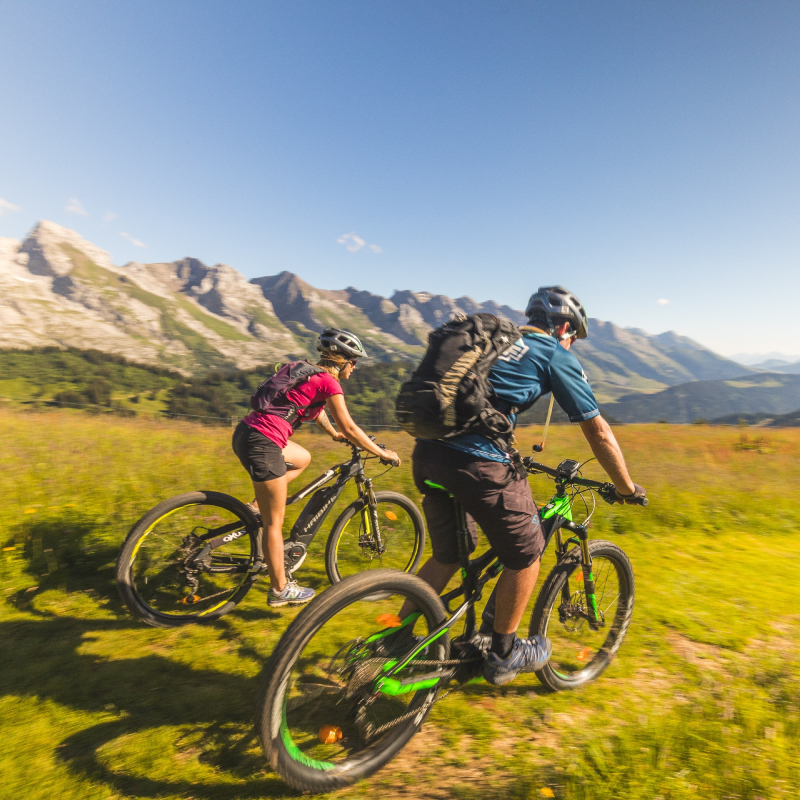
[116,440,425,628]
[255,455,647,792]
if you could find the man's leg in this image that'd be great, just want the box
[398,556,459,618]
[489,559,540,657]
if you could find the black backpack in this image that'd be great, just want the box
[395,313,521,442]
[250,360,327,428]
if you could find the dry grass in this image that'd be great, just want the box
[1,409,799,799]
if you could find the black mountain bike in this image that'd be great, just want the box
[116,440,425,628]
[256,455,647,792]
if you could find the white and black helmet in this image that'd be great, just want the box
[317,328,367,359]
[525,286,588,340]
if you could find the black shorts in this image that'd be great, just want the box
[412,439,544,571]
[232,421,287,482]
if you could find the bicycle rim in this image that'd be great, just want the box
[333,500,420,580]
[265,578,448,788]
[540,548,632,684]
[128,500,255,621]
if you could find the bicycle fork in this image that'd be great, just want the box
[556,521,602,630]
[357,475,385,554]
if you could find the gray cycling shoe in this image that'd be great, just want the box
[268,580,315,607]
[483,634,552,686]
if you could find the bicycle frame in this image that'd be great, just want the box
[191,444,386,574]
[370,470,609,697]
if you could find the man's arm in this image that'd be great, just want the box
[315,409,346,441]
[578,415,636,496]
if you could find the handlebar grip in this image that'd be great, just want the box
[379,457,401,467]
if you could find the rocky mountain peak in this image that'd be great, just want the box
[20,220,116,277]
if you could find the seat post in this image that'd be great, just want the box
[453,498,477,637]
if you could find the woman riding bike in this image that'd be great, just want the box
[232,328,401,608]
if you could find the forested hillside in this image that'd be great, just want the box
[0,348,411,427]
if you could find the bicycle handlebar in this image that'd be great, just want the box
[344,437,399,467]
[523,457,648,507]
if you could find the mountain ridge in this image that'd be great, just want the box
[0,221,752,401]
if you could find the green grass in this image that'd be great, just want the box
[1,411,798,799]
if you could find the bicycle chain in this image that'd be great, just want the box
[360,657,481,740]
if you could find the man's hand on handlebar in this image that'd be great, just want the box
[613,483,648,506]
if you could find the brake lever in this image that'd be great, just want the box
[598,483,617,505]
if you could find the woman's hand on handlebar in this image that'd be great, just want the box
[329,431,348,443]
[378,447,401,467]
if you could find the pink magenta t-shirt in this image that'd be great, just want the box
[242,371,343,449]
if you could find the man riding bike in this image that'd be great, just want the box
[403,286,646,685]
[232,328,401,608]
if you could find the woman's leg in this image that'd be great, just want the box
[252,476,289,592]
[282,440,311,483]
[249,441,310,510]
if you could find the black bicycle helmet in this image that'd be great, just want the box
[316,328,367,359]
[525,285,588,340]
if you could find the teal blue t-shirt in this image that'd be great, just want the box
[431,331,600,463]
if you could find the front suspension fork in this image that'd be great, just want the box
[557,522,602,629]
[359,477,385,553]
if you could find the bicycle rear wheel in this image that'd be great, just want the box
[324,491,425,584]
[529,540,634,691]
[257,569,449,793]
[116,491,259,628]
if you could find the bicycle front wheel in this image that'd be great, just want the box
[325,491,425,584]
[530,540,634,691]
[116,491,259,628]
[256,569,450,793]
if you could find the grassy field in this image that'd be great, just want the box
[1,408,798,800]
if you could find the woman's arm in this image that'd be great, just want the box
[326,394,400,464]
[315,409,347,441]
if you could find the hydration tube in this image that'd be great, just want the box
[532,393,555,453]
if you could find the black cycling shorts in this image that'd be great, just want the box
[412,439,544,571]
[232,421,287,482]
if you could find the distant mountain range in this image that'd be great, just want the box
[605,373,800,423]
[742,359,800,374]
[730,351,800,371]
[1,221,755,408]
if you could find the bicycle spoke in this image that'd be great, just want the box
[277,589,442,768]
[545,553,624,677]
[601,593,620,615]
[334,501,419,579]
[127,501,253,619]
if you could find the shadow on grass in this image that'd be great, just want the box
[1,613,292,798]
[3,508,292,798]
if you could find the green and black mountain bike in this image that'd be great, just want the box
[116,440,424,628]
[256,454,647,792]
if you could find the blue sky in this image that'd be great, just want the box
[1,1,799,357]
